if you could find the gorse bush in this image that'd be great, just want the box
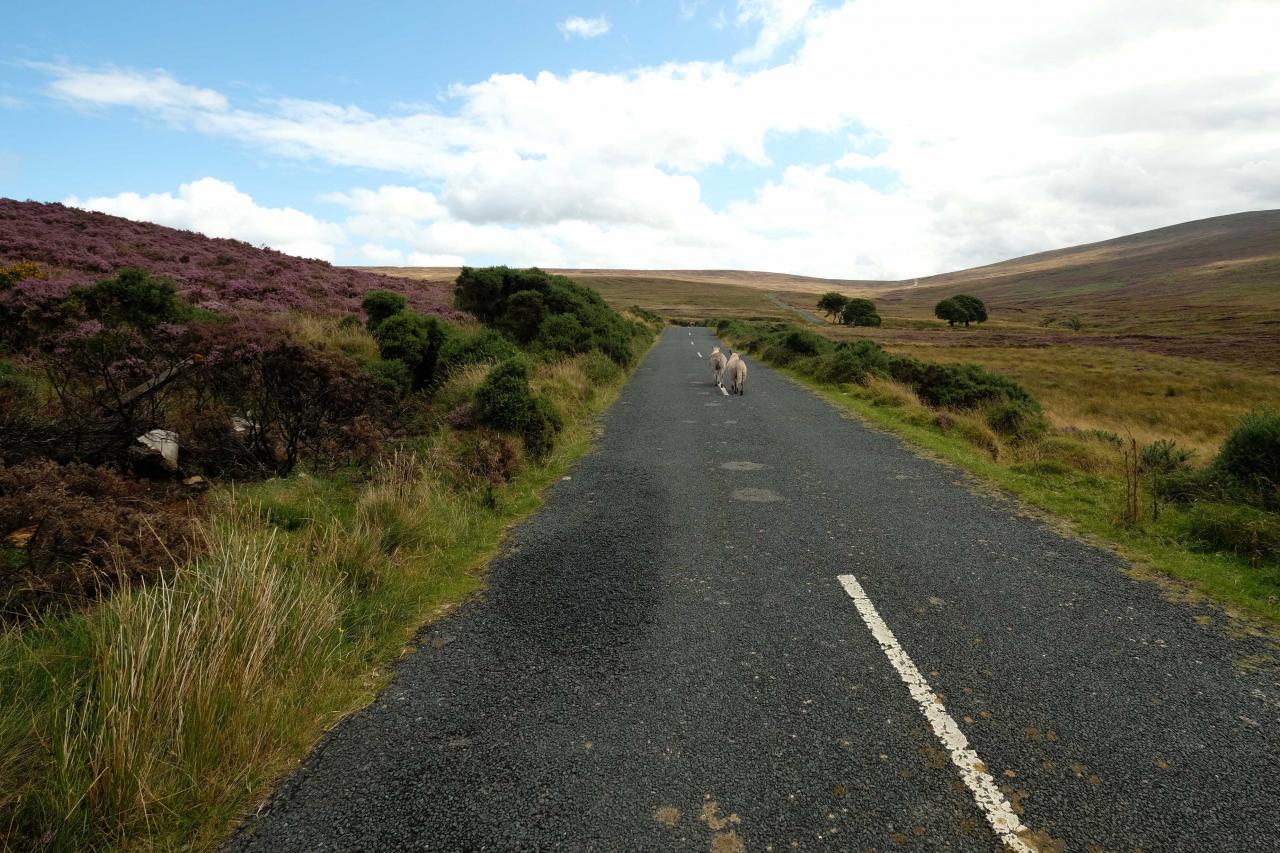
[361,289,407,332]
[888,357,1036,410]
[373,310,451,390]
[815,340,891,385]
[454,266,648,365]
[472,358,563,458]
[439,327,520,373]
[1213,406,1280,509]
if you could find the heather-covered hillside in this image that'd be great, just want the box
[0,198,457,317]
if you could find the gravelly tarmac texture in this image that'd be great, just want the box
[230,327,1280,852]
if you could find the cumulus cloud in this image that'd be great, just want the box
[65,177,344,261]
[558,15,610,39]
[40,1,1280,276]
[733,0,814,63]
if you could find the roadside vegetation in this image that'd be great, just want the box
[0,259,657,850]
[717,319,1280,621]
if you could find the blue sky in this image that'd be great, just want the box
[3,1,1278,277]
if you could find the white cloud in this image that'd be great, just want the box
[40,1,1280,277]
[733,0,814,63]
[65,177,344,261]
[558,15,610,39]
[44,65,228,112]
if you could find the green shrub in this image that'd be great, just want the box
[1213,406,1280,508]
[889,357,1036,410]
[361,290,407,332]
[840,298,881,327]
[982,398,1047,442]
[74,268,191,329]
[581,351,622,386]
[373,311,452,390]
[438,328,519,373]
[538,313,591,355]
[815,340,889,384]
[497,290,547,344]
[454,266,647,365]
[1154,467,1221,505]
[472,358,562,458]
[1180,502,1280,566]
[368,358,412,395]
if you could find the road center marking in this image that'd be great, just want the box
[719,385,729,396]
[697,352,703,358]
[836,575,1036,853]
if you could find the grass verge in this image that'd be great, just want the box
[0,349,639,852]
[785,368,1280,625]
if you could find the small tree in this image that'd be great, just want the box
[841,298,881,327]
[1139,439,1195,520]
[817,291,850,322]
[361,290,407,332]
[935,297,967,327]
[952,294,988,326]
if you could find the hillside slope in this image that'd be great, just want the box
[0,199,456,317]
[876,210,1280,329]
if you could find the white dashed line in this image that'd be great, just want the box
[836,575,1036,853]
[697,352,703,358]
[719,385,729,396]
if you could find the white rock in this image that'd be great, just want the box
[137,429,179,470]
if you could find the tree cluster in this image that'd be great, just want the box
[934,294,988,327]
[817,291,882,327]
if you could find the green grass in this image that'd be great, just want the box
[781,369,1280,624]
[0,348,643,852]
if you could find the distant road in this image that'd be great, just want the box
[768,292,825,325]
[231,327,1280,852]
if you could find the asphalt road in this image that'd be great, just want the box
[230,327,1280,852]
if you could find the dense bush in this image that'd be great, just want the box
[361,290,407,331]
[454,266,647,365]
[372,311,452,390]
[814,340,890,385]
[199,339,391,475]
[1213,406,1280,508]
[840,298,882,327]
[472,358,562,457]
[439,327,520,373]
[889,357,1036,410]
[71,267,194,329]
[981,397,1047,442]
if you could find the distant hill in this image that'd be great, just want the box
[874,210,1280,323]
[363,266,883,294]
[0,199,456,317]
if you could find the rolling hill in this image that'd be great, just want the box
[0,199,456,317]
[873,209,1280,325]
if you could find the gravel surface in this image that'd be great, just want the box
[229,327,1280,852]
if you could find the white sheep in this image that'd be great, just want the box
[709,347,727,386]
[726,352,747,396]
